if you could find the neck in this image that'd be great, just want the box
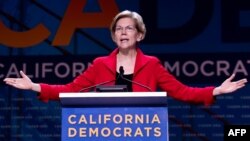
[117,48,137,74]
[118,48,137,58]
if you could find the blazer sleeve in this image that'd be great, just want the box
[154,58,215,106]
[38,58,100,102]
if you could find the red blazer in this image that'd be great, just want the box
[39,48,215,106]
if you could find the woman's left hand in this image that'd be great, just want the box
[213,74,248,96]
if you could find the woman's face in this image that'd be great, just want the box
[113,17,142,50]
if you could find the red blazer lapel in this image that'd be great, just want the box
[134,48,151,76]
[102,48,118,75]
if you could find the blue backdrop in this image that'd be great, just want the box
[1,0,250,141]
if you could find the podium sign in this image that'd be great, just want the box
[60,92,168,141]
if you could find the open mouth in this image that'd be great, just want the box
[120,38,129,42]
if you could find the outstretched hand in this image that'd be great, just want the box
[213,74,248,96]
[3,71,33,90]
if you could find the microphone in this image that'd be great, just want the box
[78,79,115,92]
[119,66,152,92]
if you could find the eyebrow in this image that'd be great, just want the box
[115,25,135,27]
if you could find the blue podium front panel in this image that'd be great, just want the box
[62,107,168,141]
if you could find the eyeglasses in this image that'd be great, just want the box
[115,26,137,33]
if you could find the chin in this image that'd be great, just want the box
[118,44,135,49]
[120,46,130,49]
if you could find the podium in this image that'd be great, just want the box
[59,92,169,141]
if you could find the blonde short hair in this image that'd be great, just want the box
[110,10,146,40]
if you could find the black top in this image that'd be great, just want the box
[115,72,133,92]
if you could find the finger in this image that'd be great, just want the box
[227,73,235,81]
[236,84,245,89]
[20,71,28,79]
[3,78,14,83]
[3,78,8,82]
[3,78,12,82]
[6,81,19,88]
[242,78,248,83]
[5,81,15,86]
[236,79,248,85]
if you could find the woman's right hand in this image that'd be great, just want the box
[3,71,41,92]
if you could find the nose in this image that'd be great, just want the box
[121,28,127,34]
